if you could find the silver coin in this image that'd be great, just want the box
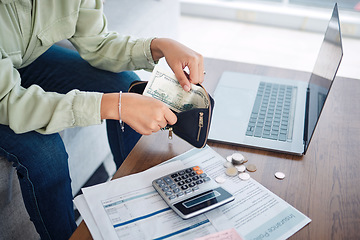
[231,153,247,165]
[275,172,286,180]
[235,165,246,172]
[215,176,226,184]
[226,155,233,162]
[225,166,238,177]
[232,152,244,161]
[223,161,233,168]
[238,172,251,181]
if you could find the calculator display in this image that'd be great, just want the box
[153,166,235,219]
[183,190,220,208]
[174,187,233,216]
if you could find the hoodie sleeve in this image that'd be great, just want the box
[0,55,103,134]
[69,0,156,73]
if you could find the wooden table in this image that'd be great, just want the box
[71,58,360,240]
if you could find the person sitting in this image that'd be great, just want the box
[0,0,205,239]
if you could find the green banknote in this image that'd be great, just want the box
[143,65,209,113]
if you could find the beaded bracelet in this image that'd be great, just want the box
[119,91,125,132]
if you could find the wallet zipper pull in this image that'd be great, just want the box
[168,127,173,140]
[197,112,204,141]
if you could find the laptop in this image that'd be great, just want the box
[208,4,343,155]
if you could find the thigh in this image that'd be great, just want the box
[18,44,140,94]
[0,124,75,239]
[0,124,70,190]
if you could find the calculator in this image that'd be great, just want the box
[152,166,235,219]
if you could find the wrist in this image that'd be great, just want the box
[100,93,119,120]
[150,38,167,62]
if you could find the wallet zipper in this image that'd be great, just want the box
[165,84,211,148]
[128,81,142,92]
[197,84,212,148]
[197,112,204,141]
[168,127,173,139]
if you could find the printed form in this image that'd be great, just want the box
[75,146,310,240]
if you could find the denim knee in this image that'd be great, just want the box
[6,133,69,185]
[0,127,69,182]
[0,126,75,240]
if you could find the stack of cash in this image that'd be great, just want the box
[143,65,209,113]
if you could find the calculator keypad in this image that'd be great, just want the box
[154,166,211,200]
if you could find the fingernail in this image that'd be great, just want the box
[184,85,190,92]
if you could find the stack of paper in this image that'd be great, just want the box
[74,146,310,240]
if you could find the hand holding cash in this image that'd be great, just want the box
[149,38,205,92]
[101,38,206,135]
[143,65,209,113]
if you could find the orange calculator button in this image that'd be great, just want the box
[193,166,200,171]
[196,170,203,175]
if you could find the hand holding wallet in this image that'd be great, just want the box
[128,67,214,148]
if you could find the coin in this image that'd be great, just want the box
[238,172,251,181]
[225,166,238,177]
[223,161,233,168]
[235,165,246,172]
[275,172,285,180]
[232,153,247,165]
[215,176,226,184]
[226,155,233,162]
[246,164,257,172]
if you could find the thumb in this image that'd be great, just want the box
[164,108,177,125]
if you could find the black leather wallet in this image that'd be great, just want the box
[128,81,214,148]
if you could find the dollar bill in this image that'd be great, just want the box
[143,65,209,113]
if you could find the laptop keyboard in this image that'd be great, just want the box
[245,82,297,141]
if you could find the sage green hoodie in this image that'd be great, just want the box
[0,0,156,134]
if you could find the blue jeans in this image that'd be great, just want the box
[0,45,141,239]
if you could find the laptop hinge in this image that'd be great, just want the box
[303,87,310,152]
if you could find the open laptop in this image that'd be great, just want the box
[208,4,343,155]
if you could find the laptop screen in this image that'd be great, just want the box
[304,4,343,152]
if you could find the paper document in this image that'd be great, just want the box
[195,228,243,240]
[73,194,104,240]
[75,146,310,240]
[79,160,218,240]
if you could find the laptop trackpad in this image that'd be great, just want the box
[209,85,256,143]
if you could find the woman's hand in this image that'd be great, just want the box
[150,38,204,92]
[100,38,202,134]
[101,93,177,135]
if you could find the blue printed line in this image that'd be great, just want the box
[103,191,157,208]
[153,219,210,240]
[113,207,171,228]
